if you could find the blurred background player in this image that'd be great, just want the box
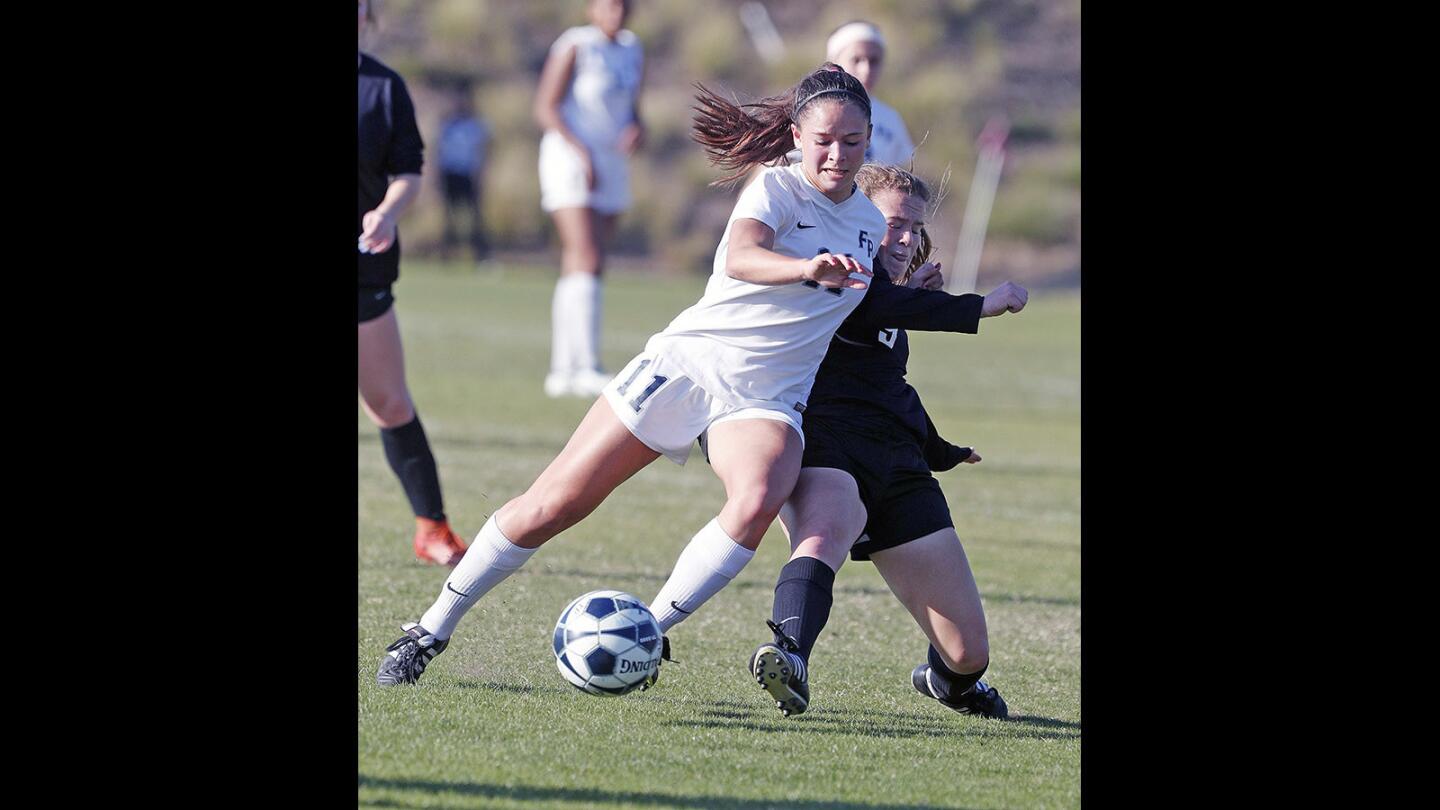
[826,21,915,165]
[437,84,491,265]
[358,0,467,566]
[749,164,1025,719]
[533,0,646,398]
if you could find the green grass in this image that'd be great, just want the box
[359,260,1080,809]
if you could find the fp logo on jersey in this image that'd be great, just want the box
[858,230,874,256]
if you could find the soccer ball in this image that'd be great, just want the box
[552,589,663,696]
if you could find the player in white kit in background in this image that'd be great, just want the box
[376,63,881,685]
[826,21,916,166]
[534,0,645,398]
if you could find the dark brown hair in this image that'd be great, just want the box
[691,63,871,187]
[856,164,933,284]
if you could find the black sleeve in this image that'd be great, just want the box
[854,271,983,334]
[385,77,424,177]
[922,410,973,472]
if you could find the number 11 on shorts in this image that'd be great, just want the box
[628,376,667,412]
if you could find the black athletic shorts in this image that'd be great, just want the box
[800,415,954,562]
[358,285,395,324]
[442,172,475,204]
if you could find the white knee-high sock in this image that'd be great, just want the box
[419,515,537,640]
[650,518,756,633]
[550,276,576,375]
[568,273,601,372]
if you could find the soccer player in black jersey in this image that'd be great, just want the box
[358,0,467,566]
[748,164,1028,719]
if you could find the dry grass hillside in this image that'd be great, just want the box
[364,0,1079,288]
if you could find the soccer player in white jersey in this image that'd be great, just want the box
[827,21,916,166]
[376,64,1023,688]
[534,0,646,398]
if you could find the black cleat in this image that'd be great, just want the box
[911,664,1009,719]
[376,622,448,686]
[749,620,809,717]
[639,635,674,691]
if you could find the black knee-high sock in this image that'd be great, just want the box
[926,645,986,700]
[380,415,445,521]
[770,556,836,662]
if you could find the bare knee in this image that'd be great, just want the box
[794,537,848,571]
[935,633,990,675]
[503,486,594,544]
[365,394,414,428]
[723,484,790,544]
[808,527,853,559]
[562,245,602,276]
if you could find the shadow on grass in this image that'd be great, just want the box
[357,775,969,809]
[679,698,1079,743]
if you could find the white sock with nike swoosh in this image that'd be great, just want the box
[419,515,536,640]
[650,518,755,633]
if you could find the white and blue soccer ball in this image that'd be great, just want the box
[552,589,663,696]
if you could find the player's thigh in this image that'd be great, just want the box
[521,396,661,517]
[779,467,866,567]
[357,306,413,425]
[706,417,804,513]
[869,528,988,654]
[550,207,602,262]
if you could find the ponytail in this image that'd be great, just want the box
[691,63,871,187]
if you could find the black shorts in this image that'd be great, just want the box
[358,285,395,324]
[801,416,954,562]
[442,172,475,204]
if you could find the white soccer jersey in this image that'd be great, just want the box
[645,164,886,411]
[551,25,643,150]
[866,97,915,165]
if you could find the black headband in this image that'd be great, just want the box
[792,87,870,120]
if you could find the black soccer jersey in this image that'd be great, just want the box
[803,268,982,469]
[358,54,424,288]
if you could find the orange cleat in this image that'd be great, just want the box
[413,517,467,566]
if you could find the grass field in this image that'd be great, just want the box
[358,260,1080,809]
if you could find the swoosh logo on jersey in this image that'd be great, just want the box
[797,222,817,229]
[802,280,843,296]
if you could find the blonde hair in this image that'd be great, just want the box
[855,164,933,285]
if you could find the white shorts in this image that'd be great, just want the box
[539,130,631,215]
[601,351,804,466]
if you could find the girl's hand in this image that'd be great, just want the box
[359,209,397,253]
[803,252,872,289]
[907,261,944,290]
